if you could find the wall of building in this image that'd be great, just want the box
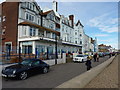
[1,2,19,51]
[1,1,98,56]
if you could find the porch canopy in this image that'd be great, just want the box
[18,21,60,36]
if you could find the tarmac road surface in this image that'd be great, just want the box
[2,56,110,88]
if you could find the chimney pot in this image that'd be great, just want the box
[69,15,74,27]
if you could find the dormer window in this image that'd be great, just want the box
[49,14,54,21]
[49,24,54,29]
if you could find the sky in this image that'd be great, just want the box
[38,1,118,49]
[0,0,118,49]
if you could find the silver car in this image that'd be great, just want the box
[73,54,88,62]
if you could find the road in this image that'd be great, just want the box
[2,56,110,88]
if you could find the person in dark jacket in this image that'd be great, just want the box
[109,53,111,58]
[85,59,92,71]
[93,53,97,62]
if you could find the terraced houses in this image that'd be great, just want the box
[0,0,98,58]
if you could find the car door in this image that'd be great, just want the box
[85,56,88,61]
[31,60,43,74]
[84,55,87,61]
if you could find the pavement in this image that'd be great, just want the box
[1,56,110,88]
[85,55,119,88]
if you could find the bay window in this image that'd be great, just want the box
[26,13,35,22]
[29,27,36,36]
[30,27,33,36]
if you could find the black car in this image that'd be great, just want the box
[2,59,50,80]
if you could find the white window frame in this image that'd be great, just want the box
[5,42,12,51]
[2,29,5,35]
[22,26,27,36]
[3,16,6,22]
[0,16,1,22]
[29,27,36,36]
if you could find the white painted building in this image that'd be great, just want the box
[9,0,97,56]
[60,15,82,53]
[18,1,61,58]
[74,20,84,53]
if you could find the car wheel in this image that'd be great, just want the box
[43,67,48,74]
[19,71,28,80]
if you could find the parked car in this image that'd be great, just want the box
[98,52,104,57]
[73,54,87,62]
[2,59,50,80]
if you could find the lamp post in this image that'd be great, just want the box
[55,34,57,64]
[18,41,21,63]
[37,34,44,59]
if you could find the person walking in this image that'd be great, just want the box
[93,53,97,62]
[97,54,99,62]
[109,53,111,58]
[85,59,92,71]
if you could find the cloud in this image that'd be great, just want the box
[98,39,111,42]
[105,43,118,49]
[95,34,109,37]
[101,27,118,33]
[35,0,119,2]
[98,38,118,49]
[88,13,118,33]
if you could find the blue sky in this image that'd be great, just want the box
[38,2,118,49]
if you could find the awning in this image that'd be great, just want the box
[18,21,60,36]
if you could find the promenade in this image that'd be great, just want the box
[85,55,119,88]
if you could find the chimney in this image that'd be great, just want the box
[52,0,58,12]
[69,15,74,27]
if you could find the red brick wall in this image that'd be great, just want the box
[1,2,19,50]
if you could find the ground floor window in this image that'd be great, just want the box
[22,45,32,54]
[47,46,53,54]
[5,42,12,55]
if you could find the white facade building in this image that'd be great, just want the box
[18,2,61,57]
[16,1,98,56]
[74,20,84,53]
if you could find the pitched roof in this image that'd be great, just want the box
[41,10,60,19]
[76,20,84,27]
[41,10,53,16]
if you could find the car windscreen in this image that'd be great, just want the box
[21,60,33,66]
[76,55,83,57]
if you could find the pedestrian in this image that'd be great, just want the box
[85,59,92,71]
[93,53,97,62]
[97,54,99,62]
[109,53,111,58]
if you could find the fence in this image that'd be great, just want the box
[0,46,63,64]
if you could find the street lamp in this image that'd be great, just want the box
[18,41,21,64]
[35,34,44,59]
[55,34,58,65]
